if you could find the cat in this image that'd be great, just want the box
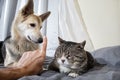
[48,37,95,77]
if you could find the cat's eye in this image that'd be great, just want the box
[66,55,71,59]
[74,56,84,61]
[79,57,85,61]
[30,23,36,27]
[67,56,71,59]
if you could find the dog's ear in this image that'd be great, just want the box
[21,0,34,17]
[40,11,51,22]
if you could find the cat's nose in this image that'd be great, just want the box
[61,60,65,63]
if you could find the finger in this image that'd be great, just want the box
[40,36,47,57]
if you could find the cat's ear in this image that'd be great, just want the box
[21,0,34,17]
[58,37,66,44]
[79,40,86,49]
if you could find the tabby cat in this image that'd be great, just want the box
[48,37,95,77]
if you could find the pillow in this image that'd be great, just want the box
[92,46,120,67]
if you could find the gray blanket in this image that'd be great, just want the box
[19,46,120,80]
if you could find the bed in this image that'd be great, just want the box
[18,46,120,80]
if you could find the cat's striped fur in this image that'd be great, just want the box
[49,37,95,77]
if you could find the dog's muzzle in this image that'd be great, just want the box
[27,36,43,43]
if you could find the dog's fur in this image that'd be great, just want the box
[2,0,50,67]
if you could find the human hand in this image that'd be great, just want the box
[15,36,47,74]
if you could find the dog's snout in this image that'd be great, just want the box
[38,38,43,43]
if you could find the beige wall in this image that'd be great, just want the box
[79,0,120,49]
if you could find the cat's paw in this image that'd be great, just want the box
[68,73,79,77]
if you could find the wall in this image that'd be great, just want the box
[79,0,120,49]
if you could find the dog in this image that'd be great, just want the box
[1,0,50,67]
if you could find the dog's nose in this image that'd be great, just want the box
[38,38,43,43]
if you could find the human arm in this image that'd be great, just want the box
[0,37,47,80]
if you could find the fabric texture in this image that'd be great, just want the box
[0,0,17,41]
[18,46,120,80]
[46,0,94,57]
[58,0,94,51]
[92,46,120,67]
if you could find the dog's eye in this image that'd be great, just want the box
[40,26,42,29]
[30,23,36,27]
